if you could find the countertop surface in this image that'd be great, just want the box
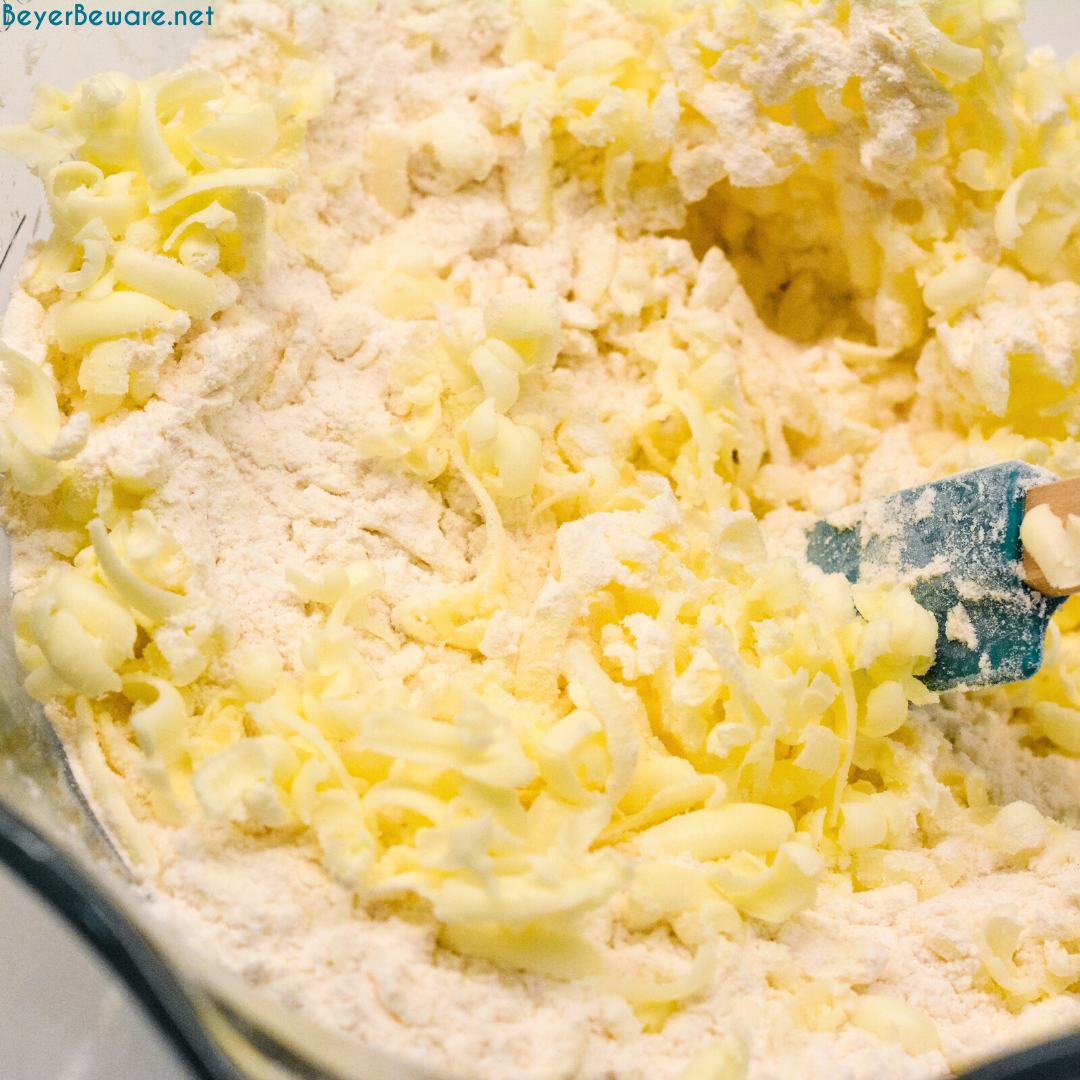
[0,866,190,1080]
[1,2,1080,1079]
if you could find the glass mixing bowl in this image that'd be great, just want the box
[0,535,446,1080]
[3,7,1080,1080]
[0,15,442,1080]
[3,554,1078,1080]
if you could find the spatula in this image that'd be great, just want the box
[804,460,1080,691]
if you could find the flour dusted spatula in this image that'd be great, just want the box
[804,461,1080,691]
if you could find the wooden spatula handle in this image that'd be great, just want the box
[1023,476,1080,596]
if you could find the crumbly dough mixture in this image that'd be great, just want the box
[6,3,1080,1079]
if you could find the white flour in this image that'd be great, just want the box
[134,712,1080,1080]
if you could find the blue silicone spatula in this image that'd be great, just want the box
[804,460,1080,691]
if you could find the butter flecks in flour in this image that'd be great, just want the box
[6,1,1080,1078]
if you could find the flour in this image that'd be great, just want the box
[139,803,1080,1080]
[5,1,1080,1079]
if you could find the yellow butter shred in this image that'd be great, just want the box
[0,60,326,420]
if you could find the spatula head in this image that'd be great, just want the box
[805,460,1065,691]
